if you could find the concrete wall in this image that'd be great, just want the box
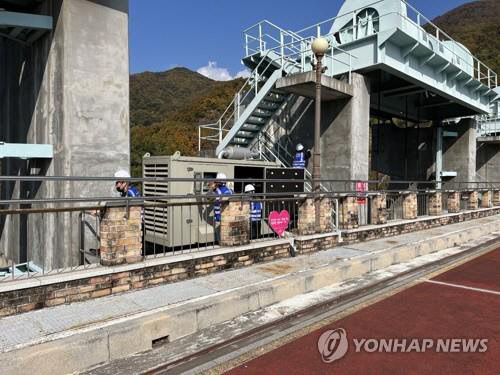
[442,118,476,188]
[476,143,500,185]
[0,0,130,269]
[283,73,370,188]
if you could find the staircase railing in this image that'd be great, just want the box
[199,30,356,153]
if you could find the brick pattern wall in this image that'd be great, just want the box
[481,191,492,208]
[447,191,460,213]
[0,242,290,318]
[339,196,359,229]
[298,198,334,235]
[342,208,500,244]
[296,235,338,254]
[494,190,500,206]
[402,193,417,219]
[371,194,387,225]
[428,192,442,216]
[100,206,142,266]
[220,201,250,246]
[464,191,479,210]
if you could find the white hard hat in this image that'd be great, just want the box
[114,169,130,179]
[216,172,227,180]
[296,143,304,151]
[244,184,255,193]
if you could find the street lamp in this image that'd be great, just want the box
[311,37,329,231]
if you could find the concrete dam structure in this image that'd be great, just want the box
[200,0,500,187]
[0,0,130,269]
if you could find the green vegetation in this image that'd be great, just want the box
[428,0,499,75]
[130,68,243,176]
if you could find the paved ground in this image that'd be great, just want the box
[2,216,496,353]
[228,249,500,375]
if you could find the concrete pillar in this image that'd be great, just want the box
[462,191,479,210]
[447,191,461,213]
[402,192,417,220]
[370,193,387,225]
[321,73,370,188]
[298,197,334,235]
[220,201,250,246]
[339,196,359,229]
[481,191,492,208]
[100,206,142,266]
[428,191,442,216]
[442,118,476,188]
[0,0,130,270]
[494,190,500,206]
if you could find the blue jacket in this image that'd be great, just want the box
[126,186,141,197]
[214,185,233,222]
[250,201,262,222]
[292,151,306,168]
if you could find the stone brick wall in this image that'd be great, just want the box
[447,191,460,213]
[220,201,250,246]
[342,207,500,244]
[298,197,334,235]
[481,191,492,208]
[100,206,142,266]
[295,234,338,254]
[402,193,417,219]
[461,191,479,210]
[1,190,499,318]
[0,242,290,318]
[428,192,442,216]
[339,196,359,229]
[494,190,500,206]
[370,194,387,225]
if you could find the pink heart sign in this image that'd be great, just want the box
[268,210,290,237]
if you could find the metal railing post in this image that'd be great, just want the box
[259,23,263,51]
[280,31,284,68]
[218,119,222,143]
[198,126,201,152]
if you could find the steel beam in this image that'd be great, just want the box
[0,142,53,159]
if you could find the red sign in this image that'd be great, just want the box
[268,210,290,237]
[356,181,368,204]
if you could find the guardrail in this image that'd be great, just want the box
[0,176,499,282]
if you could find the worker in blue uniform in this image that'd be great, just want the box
[292,143,311,169]
[245,184,262,239]
[114,169,140,197]
[213,172,233,244]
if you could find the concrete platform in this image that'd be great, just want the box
[276,71,353,101]
[0,215,499,375]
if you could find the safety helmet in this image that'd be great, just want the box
[296,143,304,151]
[244,184,255,193]
[216,172,227,181]
[114,169,131,179]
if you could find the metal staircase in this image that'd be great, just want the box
[199,21,354,165]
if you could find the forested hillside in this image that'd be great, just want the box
[429,0,499,74]
[130,69,243,176]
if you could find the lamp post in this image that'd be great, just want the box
[311,37,329,231]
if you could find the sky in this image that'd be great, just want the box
[129,0,473,80]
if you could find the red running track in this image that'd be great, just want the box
[228,249,500,375]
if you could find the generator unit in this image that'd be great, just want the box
[142,153,304,248]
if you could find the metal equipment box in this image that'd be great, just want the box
[142,153,298,248]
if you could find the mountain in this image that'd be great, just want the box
[129,68,243,176]
[429,0,499,75]
[130,67,220,127]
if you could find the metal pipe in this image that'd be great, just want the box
[313,53,323,231]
